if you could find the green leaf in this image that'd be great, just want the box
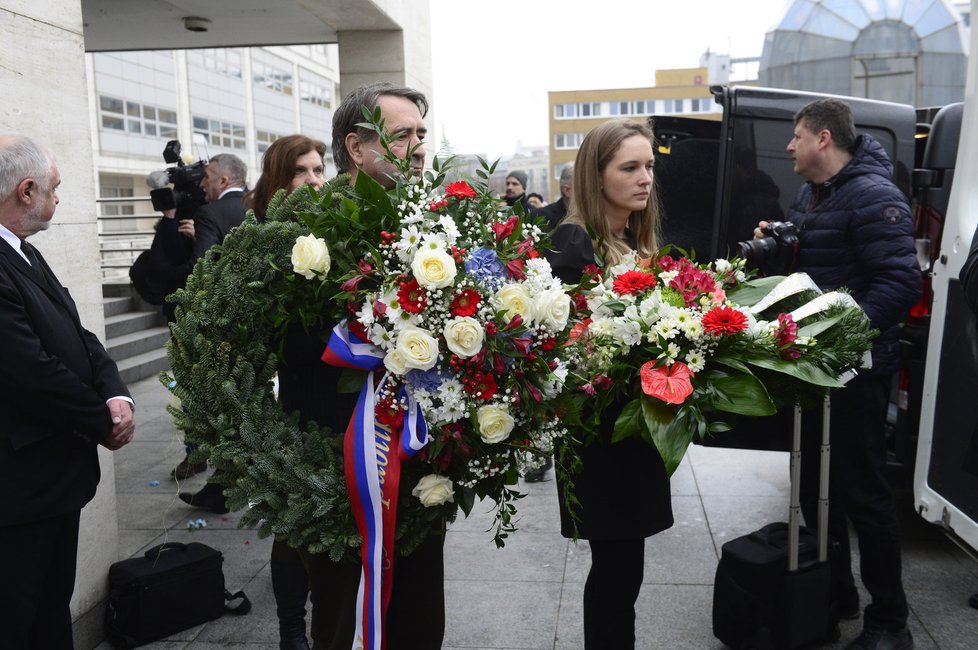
[337,368,368,394]
[797,312,847,338]
[707,371,777,416]
[640,396,694,477]
[747,357,843,388]
[611,398,647,442]
[726,275,787,307]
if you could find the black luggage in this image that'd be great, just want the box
[105,542,250,649]
[712,399,839,649]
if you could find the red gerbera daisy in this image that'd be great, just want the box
[445,181,477,199]
[701,305,748,335]
[397,278,427,314]
[450,288,481,317]
[612,270,657,295]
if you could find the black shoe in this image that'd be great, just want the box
[171,455,208,480]
[179,482,229,514]
[524,455,553,483]
[845,627,913,650]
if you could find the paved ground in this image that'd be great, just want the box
[94,375,978,649]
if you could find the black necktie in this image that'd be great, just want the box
[20,240,42,269]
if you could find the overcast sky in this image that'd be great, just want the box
[429,0,792,157]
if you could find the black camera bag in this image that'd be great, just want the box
[105,542,250,648]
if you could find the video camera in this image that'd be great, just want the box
[736,221,799,268]
[146,140,207,218]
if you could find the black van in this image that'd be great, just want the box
[650,85,961,468]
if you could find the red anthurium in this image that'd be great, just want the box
[640,361,694,405]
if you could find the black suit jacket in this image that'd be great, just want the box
[192,189,248,259]
[0,239,129,525]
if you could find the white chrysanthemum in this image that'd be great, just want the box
[685,349,706,373]
[658,342,681,363]
[589,317,616,339]
[368,323,394,349]
[357,297,376,329]
[437,215,461,245]
[681,319,705,340]
[419,232,449,250]
[654,319,679,340]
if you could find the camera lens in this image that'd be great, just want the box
[737,237,778,261]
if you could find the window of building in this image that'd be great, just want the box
[299,71,333,108]
[256,129,282,153]
[253,59,294,96]
[188,48,243,78]
[555,102,601,119]
[554,132,585,149]
[193,115,247,150]
[99,95,178,138]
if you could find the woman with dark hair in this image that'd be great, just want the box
[251,134,327,650]
[547,118,674,649]
[246,135,327,219]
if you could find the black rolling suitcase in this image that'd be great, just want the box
[712,399,840,649]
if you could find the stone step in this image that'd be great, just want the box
[107,326,170,361]
[103,295,132,318]
[115,347,170,386]
[105,310,162,339]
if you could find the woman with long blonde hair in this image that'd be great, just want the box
[547,118,674,649]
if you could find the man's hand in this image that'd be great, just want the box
[753,220,771,239]
[102,399,135,450]
[178,219,195,240]
[162,208,177,219]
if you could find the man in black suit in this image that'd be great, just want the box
[0,134,134,649]
[531,162,573,231]
[192,152,248,259]
[170,152,248,481]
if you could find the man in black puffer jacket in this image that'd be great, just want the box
[755,99,920,650]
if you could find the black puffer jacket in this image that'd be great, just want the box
[787,134,921,375]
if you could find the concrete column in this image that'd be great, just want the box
[1,2,119,648]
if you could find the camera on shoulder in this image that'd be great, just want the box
[145,140,208,218]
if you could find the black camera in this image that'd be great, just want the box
[736,221,799,264]
[146,140,207,218]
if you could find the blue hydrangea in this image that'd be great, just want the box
[464,247,505,285]
[406,368,445,392]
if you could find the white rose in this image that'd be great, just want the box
[533,286,571,331]
[477,404,515,444]
[395,327,440,371]
[384,349,408,375]
[443,317,484,358]
[291,234,331,279]
[495,283,533,323]
[412,474,455,507]
[411,247,457,289]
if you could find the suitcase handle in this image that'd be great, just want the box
[144,542,188,559]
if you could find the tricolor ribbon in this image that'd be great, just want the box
[321,322,429,650]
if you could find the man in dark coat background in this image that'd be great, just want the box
[755,99,919,650]
[0,134,134,648]
[531,162,573,231]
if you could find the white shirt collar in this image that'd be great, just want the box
[0,223,30,263]
[218,187,244,200]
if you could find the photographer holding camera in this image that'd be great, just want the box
[752,99,920,650]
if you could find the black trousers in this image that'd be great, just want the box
[800,374,909,631]
[583,538,645,650]
[299,531,445,650]
[0,510,81,649]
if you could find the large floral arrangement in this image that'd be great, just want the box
[567,252,876,474]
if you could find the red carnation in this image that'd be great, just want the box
[397,278,428,314]
[612,270,658,295]
[450,288,481,317]
[445,181,477,199]
[701,305,748,335]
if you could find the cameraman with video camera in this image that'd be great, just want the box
[751,99,920,650]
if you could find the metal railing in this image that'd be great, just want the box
[97,195,157,284]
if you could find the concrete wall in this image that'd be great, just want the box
[0,2,119,648]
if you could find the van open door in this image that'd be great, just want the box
[913,0,978,554]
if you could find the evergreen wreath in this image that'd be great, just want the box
[164,177,451,561]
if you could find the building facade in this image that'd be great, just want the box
[546,66,722,199]
[88,45,341,281]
